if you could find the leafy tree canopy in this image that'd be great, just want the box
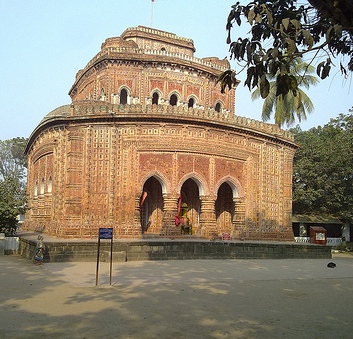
[251,57,319,126]
[291,112,353,222]
[0,138,27,235]
[218,0,353,116]
[0,137,27,180]
[0,174,27,235]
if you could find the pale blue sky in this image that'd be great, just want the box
[0,0,352,140]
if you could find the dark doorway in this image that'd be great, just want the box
[215,182,234,234]
[188,98,195,108]
[178,179,201,234]
[140,177,164,234]
[120,88,128,105]
[152,92,159,105]
[170,94,178,106]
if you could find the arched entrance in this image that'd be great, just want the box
[169,93,178,106]
[140,177,164,234]
[215,182,234,234]
[120,88,128,104]
[177,178,201,235]
[152,92,159,105]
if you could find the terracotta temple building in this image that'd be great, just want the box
[24,26,297,240]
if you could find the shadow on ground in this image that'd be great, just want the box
[1,256,353,339]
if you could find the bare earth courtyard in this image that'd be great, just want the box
[1,253,353,339]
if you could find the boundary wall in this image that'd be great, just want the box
[18,237,331,262]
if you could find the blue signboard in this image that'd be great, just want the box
[99,228,113,239]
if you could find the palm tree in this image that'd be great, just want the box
[251,58,319,127]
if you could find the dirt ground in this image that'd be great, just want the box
[1,253,353,339]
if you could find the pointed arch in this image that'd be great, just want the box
[139,170,170,196]
[214,176,244,199]
[118,86,131,105]
[120,88,128,104]
[140,172,170,234]
[187,95,198,108]
[178,178,202,234]
[152,92,159,105]
[169,91,181,106]
[215,182,234,234]
[176,172,209,197]
[151,89,163,105]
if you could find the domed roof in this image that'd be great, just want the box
[42,105,71,121]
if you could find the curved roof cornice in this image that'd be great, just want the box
[25,101,297,154]
[69,48,231,97]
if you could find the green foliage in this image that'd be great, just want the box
[0,174,26,234]
[0,138,28,235]
[251,58,318,126]
[218,0,353,125]
[0,137,27,180]
[291,113,353,222]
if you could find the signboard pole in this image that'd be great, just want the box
[96,237,101,286]
[96,228,113,286]
[110,236,113,285]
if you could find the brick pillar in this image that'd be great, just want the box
[232,197,246,239]
[199,196,217,238]
[133,195,143,236]
[161,194,180,236]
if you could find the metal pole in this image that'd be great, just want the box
[96,237,101,286]
[150,0,154,27]
[109,237,113,285]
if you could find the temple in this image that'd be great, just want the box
[24,26,297,240]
